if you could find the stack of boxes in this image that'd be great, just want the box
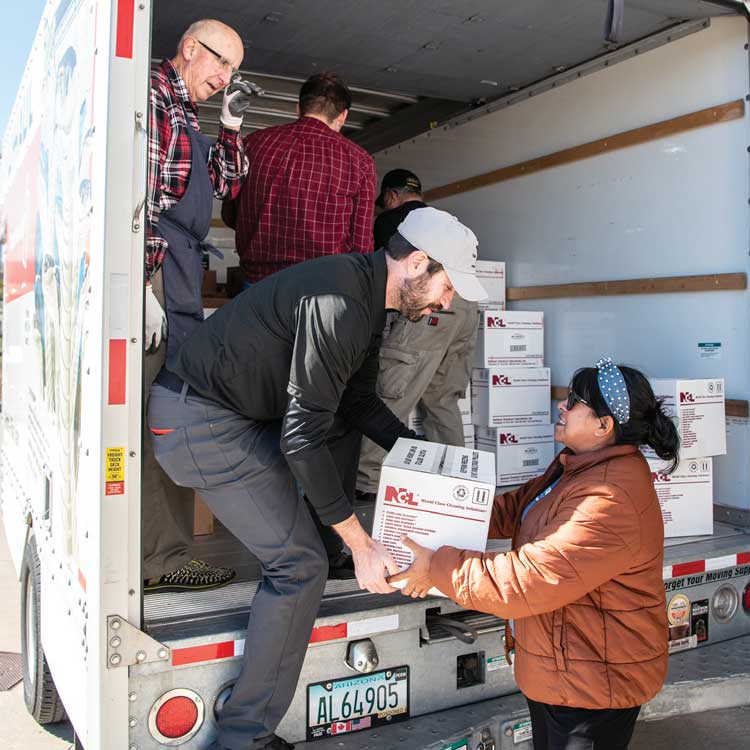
[646,378,726,537]
[471,262,554,488]
[404,260,505,450]
[403,260,725,537]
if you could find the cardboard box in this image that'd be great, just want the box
[463,424,475,449]
[472,367,551,427]
[650,378,726,458]
[372,438,496,595]
[458,383,472,425]
[476,424,555,486]
[647,455,713,538]
[475,310,544,368]
[407,407,424,435]
[476,260,506,311]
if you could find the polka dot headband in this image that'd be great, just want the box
[596,357,630,424]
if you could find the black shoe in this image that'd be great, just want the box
[327,551,356,580]
[355,490,376,503]
[144,559,236,593]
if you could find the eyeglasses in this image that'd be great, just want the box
[565,390,591,411]
[194,38,238,76]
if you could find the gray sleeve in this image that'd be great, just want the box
[281,295,370,525]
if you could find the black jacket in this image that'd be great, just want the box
[168,250,414,524]
[373,199,427,249]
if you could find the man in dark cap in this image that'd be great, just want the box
[358,170,479,500]
[373,168,427,250]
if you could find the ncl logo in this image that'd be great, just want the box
[486,317,506,329]
[384,486,418,506]
[651,472,670,483]
[498,433,519,445]
[492,375,512,386]
[680,392,695,404]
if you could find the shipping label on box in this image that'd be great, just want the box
[472,367,551,427]
[475,310,544,368]
[650,378,726,458]
[476,425,555,486]
[372,438,496,595]
[458,383,472,425]
[647,455,713,538]
[476,260,506,311]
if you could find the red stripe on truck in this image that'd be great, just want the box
[738,552,750,565]
[115,0,135,59]
[670,560,706,577]
[107,339,127,404]
[172,641,236,667]
[309,623,348,643]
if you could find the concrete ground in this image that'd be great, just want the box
[0,514,73,750]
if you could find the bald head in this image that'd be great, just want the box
[172,19,245,103]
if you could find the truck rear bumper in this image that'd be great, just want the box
[294,633,750,749]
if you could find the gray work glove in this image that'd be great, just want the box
[220,78,264,128]
[145,283,167,353]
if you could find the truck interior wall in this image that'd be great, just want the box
[374,17,750,510]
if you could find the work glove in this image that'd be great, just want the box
[220,77,264,128]
[145,283,167,353]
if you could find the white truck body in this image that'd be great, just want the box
[1,3,750,749]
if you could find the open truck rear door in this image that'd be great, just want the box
[1,0,151,745]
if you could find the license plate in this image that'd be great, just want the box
[306,666,409,741]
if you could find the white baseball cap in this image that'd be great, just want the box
[396,207,488,302]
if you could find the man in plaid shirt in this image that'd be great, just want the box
[221,72,377,283]
[142,19,250,594]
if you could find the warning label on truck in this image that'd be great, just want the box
[105,447,125,495]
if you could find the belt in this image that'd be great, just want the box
[154,368,201,398]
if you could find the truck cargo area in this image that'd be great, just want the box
[4,1,750,749]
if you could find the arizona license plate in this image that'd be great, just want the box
[306,666,409,741]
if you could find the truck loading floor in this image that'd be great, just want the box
[144,513,749,640]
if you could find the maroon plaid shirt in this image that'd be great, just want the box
[222,116,376,282]
[146,60,248,281]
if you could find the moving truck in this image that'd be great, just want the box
[2,2,750,748]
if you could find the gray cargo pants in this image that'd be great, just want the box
[141,269,194,579]
[357,295,478,493]
[148,382,359,748]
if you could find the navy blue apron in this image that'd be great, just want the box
[158,104,215,359]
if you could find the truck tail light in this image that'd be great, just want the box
[149,689,204,745]
[711,584,739,623]
[742,583,750,615]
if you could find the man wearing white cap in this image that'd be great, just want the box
[147,206,486,750]
[357,206,482,499]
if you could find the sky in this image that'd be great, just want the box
[1,2,48,139]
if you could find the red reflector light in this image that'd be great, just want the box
[155,696,198,738]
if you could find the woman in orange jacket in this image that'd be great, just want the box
[392,359,679,750]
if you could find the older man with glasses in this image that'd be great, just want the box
[141,19,253,594]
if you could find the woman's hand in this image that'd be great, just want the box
[388,535,436,598]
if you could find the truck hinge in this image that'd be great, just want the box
[705,0,750,21]
[106,615,170,669]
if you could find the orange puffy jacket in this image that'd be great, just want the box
[430,444,669,709]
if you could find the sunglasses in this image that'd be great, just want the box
[195,38,238,76]
[565,390,591,411]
